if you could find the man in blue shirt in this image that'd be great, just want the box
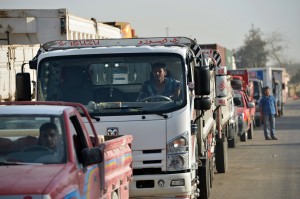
[137,62,181,102]
[259,86,278,140]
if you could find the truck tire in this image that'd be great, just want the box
[228,137,236,148]
[198,159,211,199]
[228,125,237,148]
[247,120,254,139]
[240,131,247,142]
[215,138,228,173]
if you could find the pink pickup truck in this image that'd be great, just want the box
[0,101,133,199]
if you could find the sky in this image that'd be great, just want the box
[2,0,300,64]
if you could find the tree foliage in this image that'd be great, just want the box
[235,25,268,68]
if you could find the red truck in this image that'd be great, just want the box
[228,69,256,141]
[0,101,133,199]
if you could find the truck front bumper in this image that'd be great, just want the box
[129,172,195,198]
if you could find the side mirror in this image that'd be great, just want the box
[233,97,241,106]
[16,73,31,101]
[194,97,211,111]
[81,147,103,165]
[194,66,210,95]
[282,83,285,90]
[248,101,255,108]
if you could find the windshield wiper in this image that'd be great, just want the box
[102,107,168,118]
[103,106,143,110]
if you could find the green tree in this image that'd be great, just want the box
[235,25,268,68]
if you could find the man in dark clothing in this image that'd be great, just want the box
[259,86,278,140]
[137,62,181,101]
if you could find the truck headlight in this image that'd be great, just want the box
[167,132,189,171]
[167,153,188,171]
[167,132,188,153]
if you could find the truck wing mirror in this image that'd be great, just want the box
[247,101,255,108]
[194,66,210,95]
[16,73,31,101]
[233,97,241,106]
[282,83,285,90]
[81,147,103,165]
[194,97,211,111]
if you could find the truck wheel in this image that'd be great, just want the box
[198,159,211,199]
[111,191,119,199]
[240,131,247,142]
[215,138,228,173]
[247,120,254,139]
[209,158,214,188]
[227,125,237,148]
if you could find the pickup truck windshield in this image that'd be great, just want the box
[0,115,66,164]
[37,53,186,116]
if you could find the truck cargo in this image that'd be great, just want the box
[0,8,122,46]
[199,44,236,70]
[0,101,133,199]
[15,37,232,199]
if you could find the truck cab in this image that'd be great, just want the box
[15,37,218,199]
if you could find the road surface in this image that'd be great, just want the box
[210,99,300,199]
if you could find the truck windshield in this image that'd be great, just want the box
[0,115,66,164]
[37,53,186,116]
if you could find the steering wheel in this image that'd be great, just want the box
[22,145,54,153]
[140,95,172,102]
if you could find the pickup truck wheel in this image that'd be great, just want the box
[111,191,119,199]
[215,138,228,173]
[240,131,247,142]
[248,120,254,139]
[198,159,211,199]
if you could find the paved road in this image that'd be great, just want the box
[210,99,300,199]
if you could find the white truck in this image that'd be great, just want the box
[247,66,287,116]
[0,44,40,101]
[15,37,230,199]
[0,9,122,45]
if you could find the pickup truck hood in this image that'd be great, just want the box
[0,164,65,195]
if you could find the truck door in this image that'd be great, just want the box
[68,115,101,198]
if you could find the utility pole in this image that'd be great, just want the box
[166,27,169,37]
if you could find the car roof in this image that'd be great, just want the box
[0,105,71,115]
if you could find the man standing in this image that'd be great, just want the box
[259,86,278,140]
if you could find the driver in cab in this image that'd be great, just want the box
[137,62,181,102]
[38,122,59,152]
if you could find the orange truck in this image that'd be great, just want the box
[0,101,133,199]
[228,69,256,141]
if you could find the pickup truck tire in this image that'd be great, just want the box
[248,120,254,139]
[199,159,211,199]
[215,138,228,173]
[228,125,237,148]
[240,131,247,142]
